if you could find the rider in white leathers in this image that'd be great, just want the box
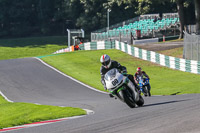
[100,54,139,97]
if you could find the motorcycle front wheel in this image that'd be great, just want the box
[121,90,136,108]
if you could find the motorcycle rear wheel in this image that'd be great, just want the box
[146,85,151,96]
[136,95,144,107]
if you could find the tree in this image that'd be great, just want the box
[175,0,185,39]
[194,0,200,34]
[77,0,108,32]
[110,0,194,39]
[0,0,196,38]
[0,0,41,37]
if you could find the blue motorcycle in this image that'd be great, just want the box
[138,78,151,97]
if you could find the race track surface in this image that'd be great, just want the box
[0,58,200,133]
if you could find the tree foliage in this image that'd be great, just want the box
[0,0,198,38]
[194,0,200,34]
[108,0,196,38]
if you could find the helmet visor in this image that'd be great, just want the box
[102,59,110,66]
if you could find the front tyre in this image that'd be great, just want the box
[122,91,136,108]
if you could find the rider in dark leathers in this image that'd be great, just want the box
[100,54,139,97]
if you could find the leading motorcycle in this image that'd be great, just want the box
[104,68,144,108]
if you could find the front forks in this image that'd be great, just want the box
[126,78,140,102]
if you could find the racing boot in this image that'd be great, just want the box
[109,93,114,98]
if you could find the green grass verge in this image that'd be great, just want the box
[157,39,184,58]
[0,96,86,129]
[0,36,67,60]
[41,49,200,96]
[158,47,183,58]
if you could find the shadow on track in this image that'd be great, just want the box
[142,99,190,108]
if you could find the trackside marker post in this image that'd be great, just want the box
[163,35,165,42]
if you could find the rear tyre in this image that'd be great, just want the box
[147,85,151,96]
[148,91,151,97]
[143,86,148,97]
[136,95,144,107]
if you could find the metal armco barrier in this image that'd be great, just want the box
[79,41,115,50]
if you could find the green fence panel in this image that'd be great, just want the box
[185,60,191,72]
[147,51,151,61]
[79,43,85,50]
[175,58,180,70]
[139,49,142,59]
[124,44,128,53]
[165,56,170,67]
[198,61,200,74]
[119,42,122,50]
[156,53,160,64]
[110,41,115,49]
[90,42,97,50]
[131,46,135,56]
[104,41,110,49]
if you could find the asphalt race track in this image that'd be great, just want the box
[1,58,200,133]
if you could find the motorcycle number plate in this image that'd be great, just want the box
[112,79,118,86]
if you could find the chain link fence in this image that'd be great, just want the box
[183,32,200,61]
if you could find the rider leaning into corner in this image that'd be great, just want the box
[100,54,139,97]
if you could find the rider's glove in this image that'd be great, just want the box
[121,69,127,74]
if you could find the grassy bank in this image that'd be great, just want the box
[0,36,67,60]
[156,39,183,58]
[0,95,86,129]
[42,49,200,95]
[158,47,183,58]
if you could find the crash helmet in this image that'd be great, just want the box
[100,54,111,69]
[137,67,142,72]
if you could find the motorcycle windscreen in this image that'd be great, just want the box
[104,68,117,81]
